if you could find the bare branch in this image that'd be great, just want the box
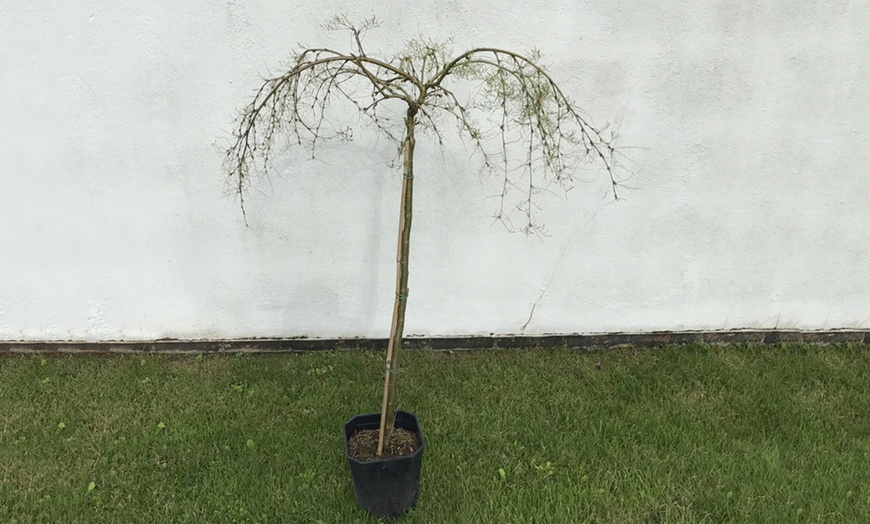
[415,47,623,233]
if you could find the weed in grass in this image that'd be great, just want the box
[307,364,335,376]
[531,459,555,477]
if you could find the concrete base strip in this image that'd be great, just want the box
[1,330,869,354]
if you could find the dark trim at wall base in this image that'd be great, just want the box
[1,330,869,354]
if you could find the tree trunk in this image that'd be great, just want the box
[377,106,418,456]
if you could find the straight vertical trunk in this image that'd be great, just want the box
[377,106,418,456]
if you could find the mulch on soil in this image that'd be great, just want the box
[348,428,419,462]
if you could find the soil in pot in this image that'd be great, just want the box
[348,428,419,462]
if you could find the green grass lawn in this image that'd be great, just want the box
[1,344,869,523]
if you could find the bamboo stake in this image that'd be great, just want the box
[377,107,417,456]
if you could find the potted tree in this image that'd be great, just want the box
[223,15,621,518]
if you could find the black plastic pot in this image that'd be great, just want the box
[343,410,425,518]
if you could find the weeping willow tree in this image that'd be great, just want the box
[224,16,621,456]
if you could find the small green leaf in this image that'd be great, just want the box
[57,422,66,430]
[246,439,256,449]
[87,481,96,493]
[40,358,47,366]
[157,422,165,430]
[498,468,506,480]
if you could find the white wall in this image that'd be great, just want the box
[1,1,868,341]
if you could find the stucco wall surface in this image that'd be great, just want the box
[1,1,868,341]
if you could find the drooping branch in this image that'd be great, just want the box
[225,25,622,228]
[418,47,621,234]
[223,48,424,222]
